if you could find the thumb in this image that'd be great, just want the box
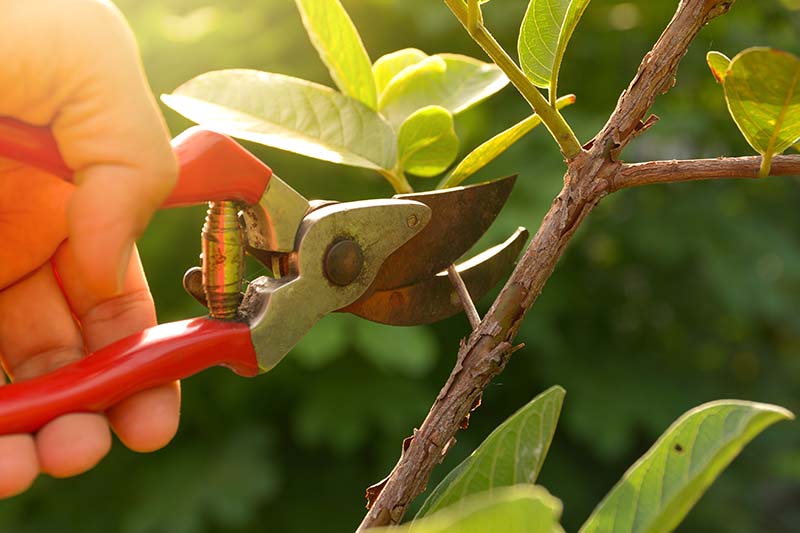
[46,1,176,297]
[67,165,171,297]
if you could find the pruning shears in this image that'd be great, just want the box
[0,117,527,435]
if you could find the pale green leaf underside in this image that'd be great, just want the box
[379,53,509,127]
[398,106,459,177]
[580,400,794,533]
[440,94,575,188]
[163,70,396,171]
[706,51,731,84]
[723,47,800,160]
[373,48,428,96]
[370,485,564,533]
[295,0,377,109]
[518,0,591,90]
[418,386,565,518]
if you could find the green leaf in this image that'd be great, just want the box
[518,0,592,95]
[439,94,576,189]
[369,485,564,533]
[294,0,377,109]
[580,400,794,533]
[397,106,460,177]
[379,54,509,127]
[162,69,396,171]
[373,48,428,96]
[722,47,800,176]
[706,51,731,84]
[418,386,565,518]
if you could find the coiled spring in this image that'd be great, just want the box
[201,201,244,319]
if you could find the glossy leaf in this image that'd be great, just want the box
[397,106,459,177]
[518,0,592,92]
[373,48,428,95]
[417,386,565,518]
[580,400,794,533]
[722,47,800,175]
[706,51,731,84]
[370,485,564,533]
[162,70,396,171]
[440,94,575,188]
[379,54,508,127]
[294,0,377,109]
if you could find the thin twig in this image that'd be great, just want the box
[357,1,736,529]
[447,265,481,329]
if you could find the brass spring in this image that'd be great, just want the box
[202,201,244,319]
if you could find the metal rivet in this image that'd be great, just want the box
[324,239,364,286]
[406,214,419,228]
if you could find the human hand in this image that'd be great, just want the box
[0,0,180,497]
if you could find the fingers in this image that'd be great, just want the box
[1,1,177,297]
[0,375,37,498]
[0,165,72,290]
[0,262,111,485]
[54,242,181,452]
[0,435,38,498]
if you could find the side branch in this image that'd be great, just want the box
[613,155,800,190]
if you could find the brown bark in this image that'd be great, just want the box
[355,1,792,529]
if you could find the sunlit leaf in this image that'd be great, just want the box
[163,69,396,170]
[518,0,592,93]
[370,485,564,533]
[440,94,575,188]
[398,106,459,177]
[379,54,508,127]
[580,400,794,533]
[294,0,377,109]
[706,51,731,84]
[722,47,800,175]
[418,386,565,518]
[373,48,428,95]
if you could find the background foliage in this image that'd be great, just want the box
[2,1,799,531]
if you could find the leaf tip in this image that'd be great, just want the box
[706,51,731,84]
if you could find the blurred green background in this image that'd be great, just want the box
[2,0,799,531]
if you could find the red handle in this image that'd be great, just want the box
[0,117,272,206]
[0,318,259,435]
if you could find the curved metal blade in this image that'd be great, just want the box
[342,227,528,325]
[366,175,517,292]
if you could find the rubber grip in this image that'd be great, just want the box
[0,117,272,206]
[0,318,259,435]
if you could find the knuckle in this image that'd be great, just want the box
[81,288,155,335]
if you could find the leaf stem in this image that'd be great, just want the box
[467,0,481,33]
[444,0,582,160]
[548,80,558,108]
[759,154,772,178]
[380,168,414,194]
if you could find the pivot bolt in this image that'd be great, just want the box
[324,239,364,286]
